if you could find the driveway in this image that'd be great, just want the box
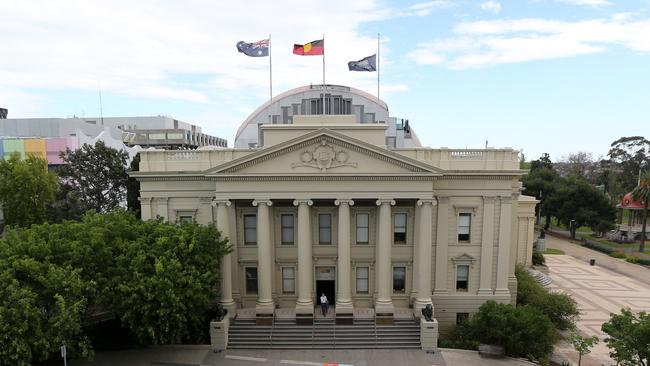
[545,251,650,365]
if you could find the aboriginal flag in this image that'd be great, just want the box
[293,39,324,56]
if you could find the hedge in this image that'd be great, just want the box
[582,238,614,254]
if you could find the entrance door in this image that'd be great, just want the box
[315,266,336,305]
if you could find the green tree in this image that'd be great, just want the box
[516,265,579,331]
[0,154,57,227]
[471,301,557,360]
[126,153,141,219]
[0,210,230,365]
[568,332,598,366]
[46,182,87,223]
[58,141,129,213]
[606,136,650,194]
[522,165,561,229]
[631,171,650,252]
[0,236,92,365]
[546,175,616,239]
[601,308,650,366]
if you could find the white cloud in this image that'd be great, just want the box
[480,1,502,14]
[556,0,612,6]
[0,0,398,110]
[407,15,650,68]
[407,1,454,16]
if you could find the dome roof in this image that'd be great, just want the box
[235,84,389,141]
[619,192,645,209]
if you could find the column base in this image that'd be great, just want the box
[255,300,275,325]
[335,300,354,325]
[220,300,237,319]
[295,299,314,325]
[413,298,433,317]
[494,288,511,296]
[477,288,494,296]
[375,299,394,325]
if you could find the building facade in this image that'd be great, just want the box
[132,86,537,333]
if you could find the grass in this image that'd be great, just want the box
[543,248,565,255]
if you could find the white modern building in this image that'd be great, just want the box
[132,85,537,336]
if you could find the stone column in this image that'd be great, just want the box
[375,199,395,316]
[495,196,512,296]
[433,196,450,295]
[293,199,314,319]
[478,196,496,295]
[139,197,153,220]
[335,199,354,319]
[214,199,235,316]
[253,199,275,316]
[414,199,435,315]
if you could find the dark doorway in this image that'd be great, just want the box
[316,280,336,305]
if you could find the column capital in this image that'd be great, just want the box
[334,199,355,206]
[212,199,232,207]
[417,199,436,206]
[375,199,396,206]
[293,199,313,206]
[482,196,497,204]
[252,199,273,207]
[499,196,513,204]
[436,196,450,204]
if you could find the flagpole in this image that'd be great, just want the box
[322,33,325,115]
[377,32,380,100]
[269,33,273,104]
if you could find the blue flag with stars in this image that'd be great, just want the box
[236,39,269,57]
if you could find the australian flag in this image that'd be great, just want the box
[348,54,377,72]
[236,39,269,57]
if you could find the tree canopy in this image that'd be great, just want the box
[0,210,230,365]
[0,154,58,228]
[58,140,129,213]
[602,308,650,366]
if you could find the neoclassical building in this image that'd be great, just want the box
[132,84,536,332]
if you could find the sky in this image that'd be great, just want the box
[1,0,649,161]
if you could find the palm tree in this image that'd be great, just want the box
[631,171,650,253]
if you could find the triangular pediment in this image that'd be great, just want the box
[205,129,442,176]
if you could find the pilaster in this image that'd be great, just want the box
[478,196,496,295]
[495,196,512,296]
[433,196,450,295]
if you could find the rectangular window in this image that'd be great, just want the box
[458,213,471,242]
[281,214,294,244]
[319,213,331,244]
[393,266,406,293]
[178,215,194,224]
[393,213,407,244]
[456,265,469,292]
[356,267,369,294]
[244,214,257,245]
[356,213,369,244]
[245,267,258,294]
[282,267,295,294]
[456,312,469,324]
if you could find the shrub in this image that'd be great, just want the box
[471,301,557,360]
[438,321,479,350]
[625,256,639,264]
[609,252,627,259]
[582,239,614,254]
[532,251,546,265]
[638,258,650,266]
[516,265,579,330]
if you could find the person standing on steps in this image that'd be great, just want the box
[320,293,329,317]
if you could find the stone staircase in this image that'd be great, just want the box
[528,268,553,287]
[228,317,420,349]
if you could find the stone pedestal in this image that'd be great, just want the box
[210,318,230,352]
[420,318,439,352]
[535,238,546,252]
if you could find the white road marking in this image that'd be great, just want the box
[225,355,268,362]
[279,360,324,366]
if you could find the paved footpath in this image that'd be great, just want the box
[544,236,650,365]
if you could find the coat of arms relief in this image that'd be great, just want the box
[291,140,358,172]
